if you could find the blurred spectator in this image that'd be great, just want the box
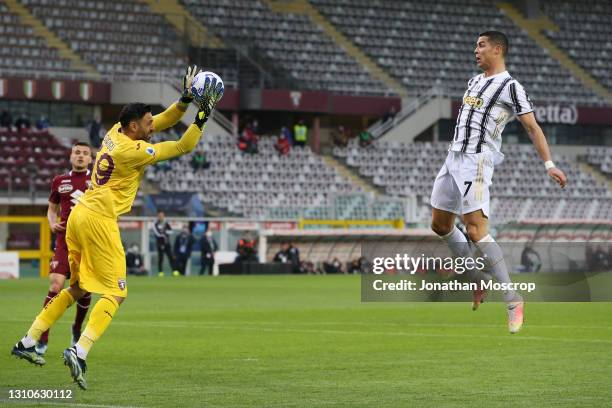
[15,113,31,130]
[173,226,195,276]
[383,105,397,122]
[273,242,290,263]
[251,119,260,135]
[35,115,50,131]
[199,230,217,276]
[594,245,608,271]
[86,117,103,148]
[235,234,258,263]
[293,120,308,147]
[348,256,367,274]
[0,110,12,129]
[301,260,316,274]
[333,125,348,147]
[281,126,292,144]
[238,124,258,154]
[191,150,210,170]
[287,243,300,273]
[323,257,344,274]
[126,243,148,276]
[358,130,373,148]
[153,210,177,276]
[519,245,541,273]
[274,134,291,156]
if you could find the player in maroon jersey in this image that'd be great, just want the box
[36,142,93,356]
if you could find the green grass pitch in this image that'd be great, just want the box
[1,276,611,407]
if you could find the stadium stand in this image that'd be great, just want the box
[0,0,81,76]
[19,0,187,77]
[0,128,69,193]
[587,146,612,176]
[180,0,392,95]
[309,0,605,105]
[543,0,612,92]
[146,133,364,219]
[145,132,406,221]
[334,139,612,223]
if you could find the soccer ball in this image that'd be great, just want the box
[190,71,224,109]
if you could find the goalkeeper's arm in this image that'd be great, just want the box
[151,109,210,163]
[152,103,188,133]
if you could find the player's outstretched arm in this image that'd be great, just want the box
[518,112,567,188]
[148,108,211,163]
[152,66,201,133]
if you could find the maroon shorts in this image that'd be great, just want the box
[50,234,70,277]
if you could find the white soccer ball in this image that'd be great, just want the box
[190,71,224,109]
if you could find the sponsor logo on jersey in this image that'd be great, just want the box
[146,146,155,156]
[463,95,484,108]
[58,184,73,193]
[60,179,71,183]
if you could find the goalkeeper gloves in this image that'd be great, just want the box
[193,80,224,130]
[193,109,208,130]
[179,65,200,105]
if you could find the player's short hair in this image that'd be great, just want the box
[119,103,152,128]
[73,141,91,149]
[479,31,509,56]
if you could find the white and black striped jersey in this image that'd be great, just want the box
[450,71,533,155]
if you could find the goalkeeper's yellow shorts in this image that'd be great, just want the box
[66,203,128,297]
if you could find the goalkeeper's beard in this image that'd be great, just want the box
[139,129,153,142]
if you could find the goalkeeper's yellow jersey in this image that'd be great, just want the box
[78,103,202,219]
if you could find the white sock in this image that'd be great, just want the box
[440,226,491,283]
[20,335,36,348]
[75,343,88,360]
[474,234,523,303]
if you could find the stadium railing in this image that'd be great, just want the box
[368,86,450,138]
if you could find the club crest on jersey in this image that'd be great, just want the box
[146,146,155,156]
[464,95,484,109]
[118,279,126,290]
[58,184,73,193]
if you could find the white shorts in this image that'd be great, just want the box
[430,150,495,218]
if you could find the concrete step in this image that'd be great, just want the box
[139,0,223,48]
[263,0,406,96]
[322,155,382,197]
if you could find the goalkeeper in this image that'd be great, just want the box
[11,66,223,390]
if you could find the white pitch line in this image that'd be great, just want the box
[6,318,612,331]
[6,319,612,344]
[110,320,612,345]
